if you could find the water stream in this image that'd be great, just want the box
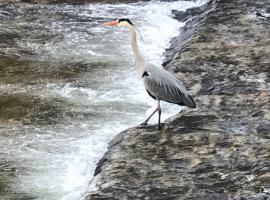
[0,1,205,199]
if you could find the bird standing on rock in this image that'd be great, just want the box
[104,18,196,130]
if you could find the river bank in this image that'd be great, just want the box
[87,0,270,199]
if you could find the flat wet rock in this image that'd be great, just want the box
[0,55,112,84]
[87,0,270,199]
[0,92,69,125]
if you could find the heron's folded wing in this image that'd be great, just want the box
[143,66,196,108]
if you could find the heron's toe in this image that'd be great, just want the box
[137,122,147,129]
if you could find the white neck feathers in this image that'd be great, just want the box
[127,25,145,75]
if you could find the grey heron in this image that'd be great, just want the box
[104,18,196,130]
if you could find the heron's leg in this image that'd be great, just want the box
[157,100,161,130]
[139,107,158,126]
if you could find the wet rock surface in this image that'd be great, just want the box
[172,3,208,22]
[87,0,270,199]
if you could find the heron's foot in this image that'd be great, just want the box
[137,122,163,130]
[137,121,148,128]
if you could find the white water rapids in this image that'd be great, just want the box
[0,1,205,199]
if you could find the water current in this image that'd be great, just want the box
[0,1,205,199]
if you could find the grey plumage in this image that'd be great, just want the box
[143,64,196,108]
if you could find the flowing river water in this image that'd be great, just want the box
[0,1,205,199]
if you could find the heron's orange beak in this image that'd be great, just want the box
[104,20,118,26]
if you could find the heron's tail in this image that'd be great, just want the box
[184,94,196,108]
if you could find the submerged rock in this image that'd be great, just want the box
[87,0,270,199]
[0,55,113,84]
[0,93,68,125]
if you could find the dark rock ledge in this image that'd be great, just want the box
[86,0,270,199]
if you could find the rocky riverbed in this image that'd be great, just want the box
[87,0,270,199]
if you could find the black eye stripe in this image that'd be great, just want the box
[142,71,149,78]
[118,18,133,25]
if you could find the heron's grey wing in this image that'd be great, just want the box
[143,65,196,108]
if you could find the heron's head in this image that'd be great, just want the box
[104,18,134,27]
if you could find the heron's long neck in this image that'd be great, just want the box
[128,25,145,75]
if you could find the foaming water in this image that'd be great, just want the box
[0,1,205,199]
